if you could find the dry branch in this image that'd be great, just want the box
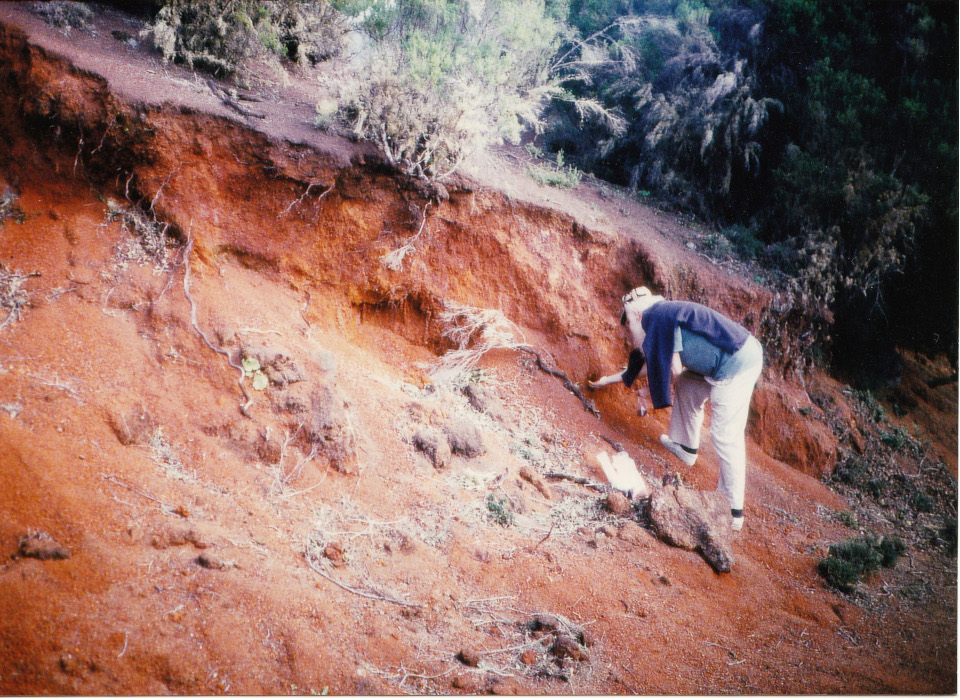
[545,472,606,492]
[206,79,266,119]
[304,553,423,609]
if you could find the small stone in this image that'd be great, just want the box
[604,491,632,515]
[197,553,226,570]
[520,650,538,665]
[457,648,482,667]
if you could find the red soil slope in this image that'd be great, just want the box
[0,4,955,694]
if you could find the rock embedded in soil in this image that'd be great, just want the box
[197,553,226,570]
[443,416,485,458]
[648,482,735,573]
[18,531,70,560]
[518,465,552,499]
[604,490,632,515]
[412,427,451,469]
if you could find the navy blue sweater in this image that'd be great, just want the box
[641,301,750,408]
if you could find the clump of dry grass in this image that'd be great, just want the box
[0,187,25,225]
[149,427,191,481]
[105,198,178,269]
[432,302,528,384]
[0,265,39,331]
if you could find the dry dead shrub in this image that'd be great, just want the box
[0,265,39,331]
[339,0,563,181]
[432,303,528,384]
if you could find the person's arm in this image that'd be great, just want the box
[671,351,683,379]
[589,349,647,390]
[588,372,626,389]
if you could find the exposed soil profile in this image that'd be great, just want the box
[0,3,955,695]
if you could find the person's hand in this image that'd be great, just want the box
[587,380,600,390]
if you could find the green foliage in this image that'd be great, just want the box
[541,0,957,370]
[337,0,564,180]
[817,534,904,592]
[486,493,515,527]
[528,149,583,188]
[153,1,346,78]
[0,188,25,226]
[242,356,269,391]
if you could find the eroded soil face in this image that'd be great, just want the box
[0,4,956,695]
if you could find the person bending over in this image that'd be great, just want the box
[589,287,763,531]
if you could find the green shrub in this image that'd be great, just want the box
[818,534,905,592]
[529,150,583,189]
[28,1,94,30]
[153,1,346,78]
[336,0,564,181]
[486,494,515,527]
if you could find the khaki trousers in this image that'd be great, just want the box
[667,336,763,510]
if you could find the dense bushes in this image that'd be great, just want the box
[540,0,957,374]
[332,0,566,181]
[152,1,346,78]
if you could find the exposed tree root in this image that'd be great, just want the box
[182,233,252,417]
[519,347,600,417]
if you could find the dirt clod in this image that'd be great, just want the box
[18,531,70,560]
[323,542,347,567]
[518,465,552,499]
[457,647,482,667]
[551,635,589,662]
[197,553,226,570]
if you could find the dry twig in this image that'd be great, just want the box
[304,553,423,609]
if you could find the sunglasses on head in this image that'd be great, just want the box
[620,287,651,324]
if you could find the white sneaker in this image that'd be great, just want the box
[731,516,744,531]
[659,434,697,466]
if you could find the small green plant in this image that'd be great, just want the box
[880,427,910,450]
[838,510,858,529]
[486,494,514,527]
[855,389,886,423]
[723,224,765,260]
[817,534,905,592]
[242,356,269,391]
[529,150,583,189]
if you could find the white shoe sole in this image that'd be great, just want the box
[659,434,697,466]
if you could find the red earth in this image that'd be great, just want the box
[0,3,955,695]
